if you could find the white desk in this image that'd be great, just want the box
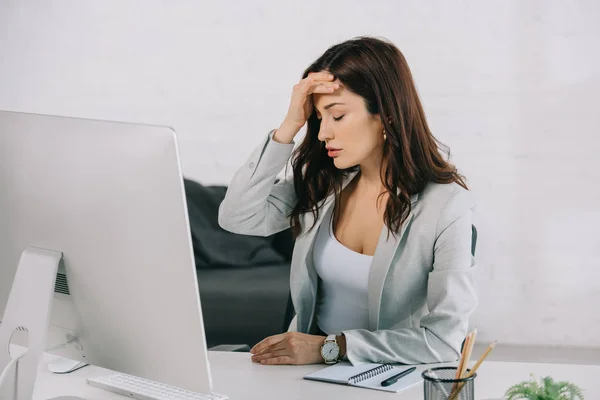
[32,351,600,400]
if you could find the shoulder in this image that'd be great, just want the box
[413,182,475,228]
[419,181,474,209]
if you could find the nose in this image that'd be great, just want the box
[317,121,334,143]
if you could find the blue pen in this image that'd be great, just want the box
[380,366,417,387]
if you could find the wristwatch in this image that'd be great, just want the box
[320,334,341,364]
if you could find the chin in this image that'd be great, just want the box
[332,157,355,170]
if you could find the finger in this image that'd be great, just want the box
[307,71,335,81]
[260,356,295,365]
[251,348,289,362]
[254,343,287,356]
[252,340,280,356]
[307,82,339,95]
[250,334,287,354]
[253,342,287,357]
[302,75,336,92]
[262,343,289,354]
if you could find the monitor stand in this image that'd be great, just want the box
[0,247,64,400]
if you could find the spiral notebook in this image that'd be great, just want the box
[304,362,423,393]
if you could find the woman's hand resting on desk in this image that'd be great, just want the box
[250,332,336,365]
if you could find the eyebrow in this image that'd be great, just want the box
[316,102,346,113]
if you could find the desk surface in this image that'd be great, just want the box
[34,351,600,400]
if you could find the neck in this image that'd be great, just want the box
[356,153,387,193]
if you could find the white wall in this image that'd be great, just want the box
[1,0,599,348]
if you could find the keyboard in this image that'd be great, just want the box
[87,372,228,400]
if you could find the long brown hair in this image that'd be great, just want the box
[290,36,467,238]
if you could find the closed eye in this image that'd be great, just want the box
[333,115,345,122]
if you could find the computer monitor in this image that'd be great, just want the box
[0,110,216,398]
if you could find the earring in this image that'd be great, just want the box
[383,129,387,140]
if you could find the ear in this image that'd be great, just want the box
[372,113,383,129]
[376,116,392,132]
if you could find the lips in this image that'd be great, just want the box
[327,148,342,157]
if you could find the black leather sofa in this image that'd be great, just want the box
[183,178,294,348]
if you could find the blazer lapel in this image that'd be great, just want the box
[367,193,418,330]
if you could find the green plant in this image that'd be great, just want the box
[505,374,584,400]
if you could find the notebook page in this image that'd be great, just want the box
[352,366,424,393]
[303,362,385,384]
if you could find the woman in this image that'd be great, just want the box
[218,36,477,366]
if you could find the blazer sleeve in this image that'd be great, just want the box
[341,188,478,365]
[218,130,297,237]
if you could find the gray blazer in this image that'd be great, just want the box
[218,130,478,365]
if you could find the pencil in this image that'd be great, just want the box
[452,330,473,395]
[454,331,471,380]
[448,340,497,400]
[460,328,477,378]
[426,369,450,399]
[465,340,497,378]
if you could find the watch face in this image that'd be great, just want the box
[321,341,340,361]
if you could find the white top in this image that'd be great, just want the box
[313,207,373,335]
